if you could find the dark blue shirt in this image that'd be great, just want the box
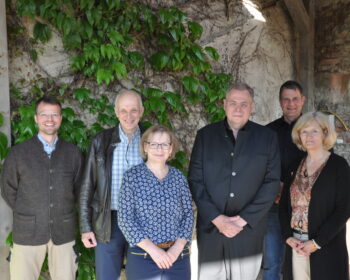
[118,163,194,247]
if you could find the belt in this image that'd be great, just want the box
[292,228,308,235]
[156,241,175,249]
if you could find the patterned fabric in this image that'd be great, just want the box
[110,125,143,210]
[37,134,58,158]
[118,163,194,246]
[290,157,328,232]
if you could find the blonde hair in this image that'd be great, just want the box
[140,125,180,160]
[292,111,337,151]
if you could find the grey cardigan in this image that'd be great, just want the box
[1,136,83,245]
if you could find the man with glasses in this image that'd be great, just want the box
[262,80,306,280]
[1,96,83,280]
[79,90,144,280]
[189,82,280,280]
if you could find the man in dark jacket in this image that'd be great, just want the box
[1,96,83,280]
[79,90,144,280]
[262,80,306,280]
[189,82,280,280]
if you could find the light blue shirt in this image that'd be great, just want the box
[37,134,58,158]
[110,125,143,210]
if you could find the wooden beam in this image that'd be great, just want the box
[0,0,12,279]
[283,0,310,34]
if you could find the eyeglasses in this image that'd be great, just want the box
[37,113,61,119]
[146,142,171,150]
[300,130,322,137]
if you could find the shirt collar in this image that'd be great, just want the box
[37,133,58,147]
[118,124,140,143]
[224,117,250,134]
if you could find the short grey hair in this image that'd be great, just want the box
[114,89,143,110]
[226,82,254,99]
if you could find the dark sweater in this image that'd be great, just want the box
[1,136,83,245]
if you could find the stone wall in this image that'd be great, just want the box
[7,0,294,155]
[315,0,350,163]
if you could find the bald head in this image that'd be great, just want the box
[114,90,144,137]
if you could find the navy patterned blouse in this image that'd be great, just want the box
[118,163,194,247]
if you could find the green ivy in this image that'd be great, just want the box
[7,0,234,278]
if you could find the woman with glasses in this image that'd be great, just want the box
[118,124,194,280]
[279,111,350,280]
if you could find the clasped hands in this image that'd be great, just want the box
[212,215,247,238]
[286,237,318,257]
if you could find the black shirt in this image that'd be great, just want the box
[266,116,305,183]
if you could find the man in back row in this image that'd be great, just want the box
[79,90,144,280]
[263,80,306,280]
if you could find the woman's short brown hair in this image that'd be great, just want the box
[292,111,337,151]
[140,125,180,160]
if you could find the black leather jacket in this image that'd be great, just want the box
[79,127,121,243]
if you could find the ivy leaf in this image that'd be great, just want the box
[62,108,75,122]
[79,0,95,10]
[108,30,124,45]
[191,44,205,61]
[30,50,38,62]
[71,55,86,71]
[145,88,163,98]
[96,68,114,84]
[0,132,8,160]
[149,97,166,113]
[128,51,144,69]
[33,22,52,43]
[16,0,36,17]
[182,76,199,93]
[73,88,91,103]
[5,232,13,247]
[205,46,220,61]
[0,113,4,126]
[149,52,169,71]
[63,33,81,50]
[169,28,180,42]
[112,62,127,79]
[188,21,203,42]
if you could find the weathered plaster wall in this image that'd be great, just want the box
[7,0,294,155]
[315,0,350,163]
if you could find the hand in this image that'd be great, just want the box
[274,182,284,204]
[81,232,97,248]
[286,237,307,256]
[231,216,247,227]
[167,238,187,263]
[147,245,174,269]
[212,215,243,238]
[300,240,318,256]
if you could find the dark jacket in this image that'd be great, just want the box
[279,153,350,280]
[1,136,83,245]
[188,120,280,263]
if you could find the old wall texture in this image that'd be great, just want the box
[315,0,350,163]
[7,0,294,155]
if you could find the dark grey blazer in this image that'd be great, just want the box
[189,120,280,265]
[1,136,83,245]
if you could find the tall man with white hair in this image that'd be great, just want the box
[79,90,144,280]
[189,82,280,280]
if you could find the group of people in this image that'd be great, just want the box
[1,80,349,280]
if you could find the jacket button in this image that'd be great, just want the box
[50,220,53,224]
[49,186,53,190]
[229,193,235,197]
[49,169,53,173]
[231,152,234,156]
[50,203,53,208]
[232,171,236,176]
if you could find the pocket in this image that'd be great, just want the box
[61,211,77,237]
[13,213,35,238]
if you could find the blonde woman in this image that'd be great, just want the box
[118,125,194,280]
[279,111,350,280]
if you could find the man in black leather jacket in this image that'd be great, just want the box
[79,90,144,280]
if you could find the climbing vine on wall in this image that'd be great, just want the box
[6,0,233,279]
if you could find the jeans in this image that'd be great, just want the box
[126,246,191,280]
[262,209,285,280]
[95,211,127,280]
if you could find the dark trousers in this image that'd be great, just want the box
[95,211,127,280]
[126,246,191,280]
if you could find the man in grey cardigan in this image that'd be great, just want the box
[1,96,83,280]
